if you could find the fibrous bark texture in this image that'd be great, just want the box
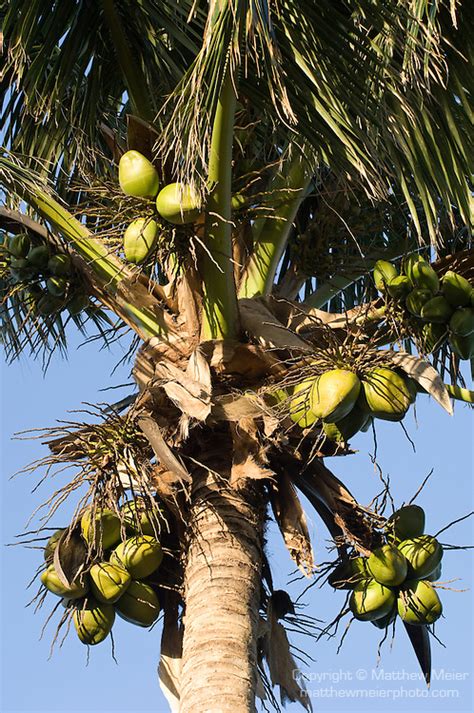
[180,470,265,713]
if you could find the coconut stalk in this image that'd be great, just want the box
[200,71,240,341]
[239,152,312,298]
[180,468,265,712]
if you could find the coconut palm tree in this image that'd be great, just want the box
[1,1,473,711]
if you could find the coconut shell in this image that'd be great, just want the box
[156,182,201,225]
[322,405,370,443]
[449,308,474,337]
[448,332,474,360]
[367,544,408,586]
[386,505,425,541]
[110,535,163,579]
[115,580,160,627]
[89,562,131,604]
[289,379,318,428]
[119,150,159,198]
[73,599,115,645]
[349,579,396,622]
[397,580,442,626]
[373,260,398,292]
[81,507,121,550]
[328,557,370,590]
[405,288,434,317]
[123,218,158,264]
[41,565,89,599]
[441,270,472,307]
[411,259,439,293]
[309,369,360,422]
[360,368,411,421]
[420,296,454,324]
[398,535,443,579]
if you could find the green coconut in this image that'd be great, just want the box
[289,379,318,428]
[349,579,396,622]
[10,257,37,282]
[420,296,454,324]
[110,535,163,579]
[405,288,434,317]
[367,544,408,586]
[121,498,162,537]
[123,218,158,264]
[373,260,398,292]
[115,580,161,627]
[81,507,121,550]
[309,369,360,422]
[328,557,370,590]
[67,292,90,315]
[397,580,442,626]
[47,276,68,297]
[44,529,65,563]
[89,562,131,604]
[48,254,72,276]
[371,609,397,629]
[449,332,474,360]
[449,308,474,337]
[41,565,89,599]
[156,182,201,225]
[9,233,31,258]
[386,505,425,541]
[118,150,159,198]
[26,245,50,269]
[37,294,64,315]
[386,275,411,301]
[421,323,447,354]
[398,535,443,579]
[441,270,472,308]
[322,405,370,444]
[410,259,439,293]
[360,368,411,421]
[426,563,442,582]
[73,599,115,645]
[402,254,424,283]
[268,387,290,406]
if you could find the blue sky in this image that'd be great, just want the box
[1,329,473,713]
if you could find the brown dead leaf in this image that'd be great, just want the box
[201,340,282,378]
[155,358,212,422]
[239,298,313,352]
[158,594,183,712]
[210,392,267,421]
[271,473,314,574]
[230,419,274,488]
[126,114,160,159]
[53,528,88,588]
[138,416,191,484]
[262,613,312,711]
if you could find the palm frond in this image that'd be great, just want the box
[1,0,204,200]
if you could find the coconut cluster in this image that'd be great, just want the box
[118,150,201,265]
[374,257,474,360]
[329,505,444,628]
[276,365,416,444]
[41,499,163,646]
[3,233,89,316]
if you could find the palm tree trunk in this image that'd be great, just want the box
[180,469,265,712]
